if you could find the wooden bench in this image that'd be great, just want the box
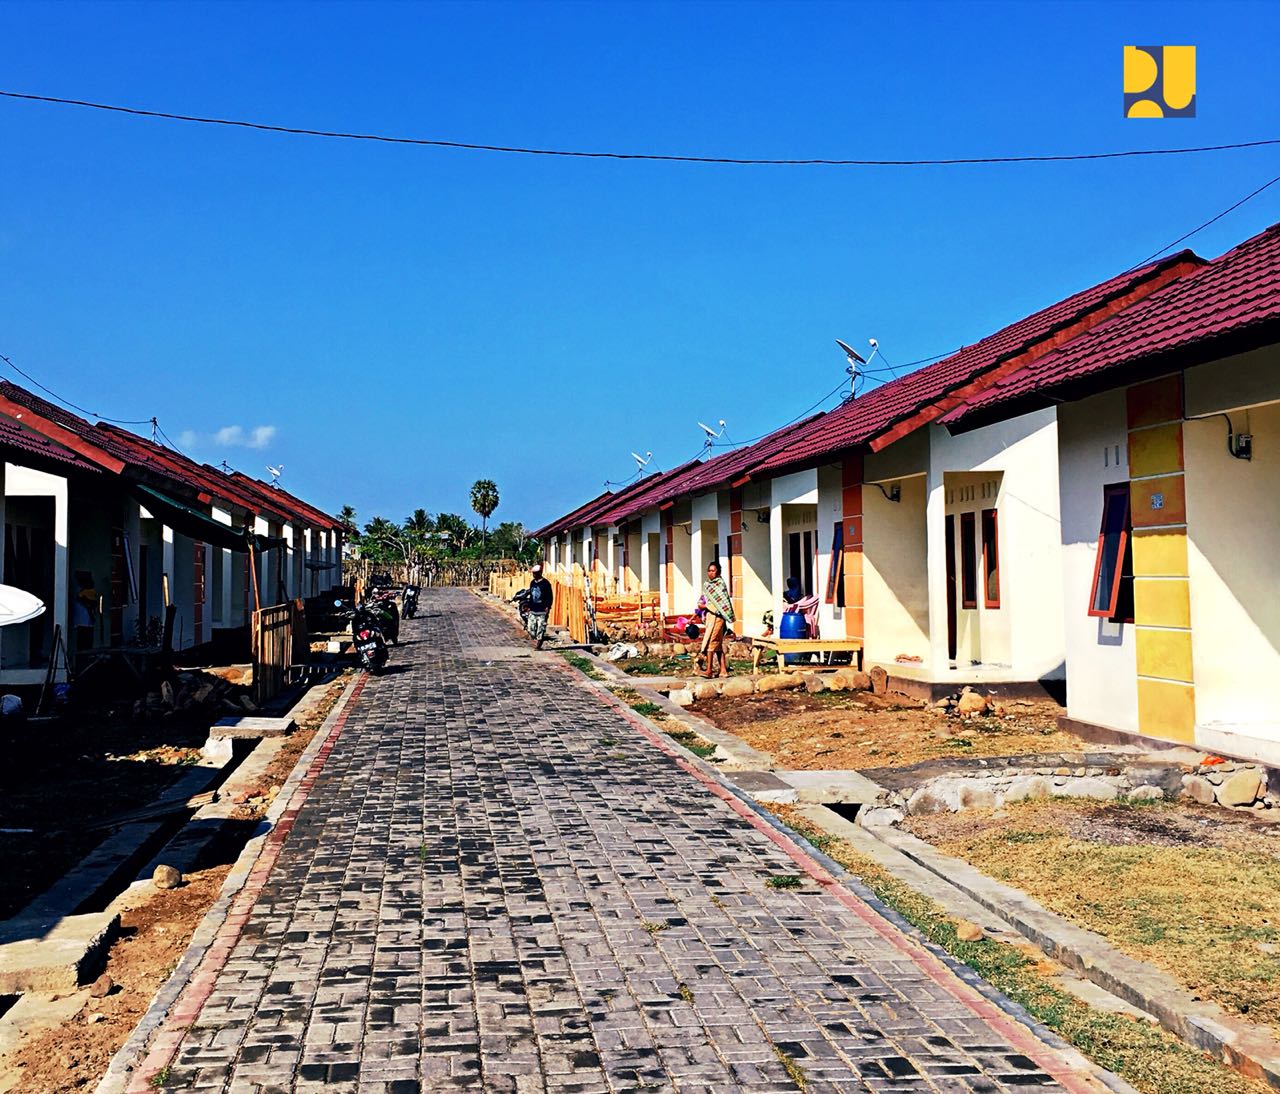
[749,636,864,674]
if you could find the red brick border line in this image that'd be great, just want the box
[124,673,369,1093]
[588,682,1113,1094]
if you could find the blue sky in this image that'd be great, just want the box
[1,1,1278,530]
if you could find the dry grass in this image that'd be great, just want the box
[906,799,1280,1034]
[697,690,1082,769]
[763,803,1271,1094]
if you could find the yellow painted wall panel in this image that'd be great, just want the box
[1132,529,1188,577]
[1134,578,1191,628]
[1128,423,1184,478]
[1137,678,1196,743]
[1136,627,1195,683]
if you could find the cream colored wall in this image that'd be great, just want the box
[671,502,696,613]
[1185,395,1280,740]
[944,471,1011,667]
[1057,391,1139,732]
[863,472,930,664]
[739,502,772,637]
[929,412,1064,682]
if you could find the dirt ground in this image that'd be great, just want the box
[695,688,1084,769]
[0,675,350,1094]
[906,799,1280,1035]
[0,716,209,920]
[2,861,230,1094]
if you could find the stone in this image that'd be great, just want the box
[1054,777,1120,801]
[719,677,755,698]
[803,676,827,694]
[957,784,996,809]
[668,688,694,708]
[88,974,113,998]
[906,788,951,815]
[1128,784,1164,802]
[858,807,904,828]
[87,1012,105,1024]
[1181,774,1217,805]
[1004,776,1052,803]
[152,865,183,890]
[825,674,849,692]
[955,921,985,943]
[1217,768,1265,807]
[774,673,806,690]
[692,681,719,701]
[956,691,991,716]
[832,669,871,691]
[869,666,889,694]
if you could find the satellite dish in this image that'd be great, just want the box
[266,464,284,485]
[835,338,866,366]
[0,585,45,628]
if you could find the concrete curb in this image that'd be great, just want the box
[527,623,1133,1094]
[866,823,1280,1090]
[94,670,367,1094]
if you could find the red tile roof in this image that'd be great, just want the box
[0,418,102,475]
[942,221,1280,426]
[747,251,1201,476]
[228,472,339,530]
[531,488,616,540]
[593,458,708,526]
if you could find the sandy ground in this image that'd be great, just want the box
[695,689,1084,768]
[907,799,1280,1034]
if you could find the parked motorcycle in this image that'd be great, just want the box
[401,584,420,619]
[363,584,401,644]
[335,599,389,673]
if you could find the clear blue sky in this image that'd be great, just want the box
[2,1,1278,530]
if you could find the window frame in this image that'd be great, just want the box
[981,507,1000,609]
[1087,483,1133,621]
[824,521,844,605]
[960,511,977,609]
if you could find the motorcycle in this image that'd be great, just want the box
[335,599,389,673]
[363,584,401,644]
[401,584,420,619]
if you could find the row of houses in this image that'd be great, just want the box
[533,220,1280,766]
[0,379,345,686]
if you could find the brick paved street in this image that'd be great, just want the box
[158,589,1113,1093]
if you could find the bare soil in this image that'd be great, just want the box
[906,799,1280,1034]
[696,689,1083,769]
[2,862,230,1093]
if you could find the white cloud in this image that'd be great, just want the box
[179,424,279,451]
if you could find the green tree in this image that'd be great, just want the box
[470,479,500,545]
[338,504,359,543]
[361,516,407,564]
[434,512,476,555]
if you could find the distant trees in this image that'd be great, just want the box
[345,484,534,566]
[470,479,499,544]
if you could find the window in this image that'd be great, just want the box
[981,508,1000,609]
[960,511,977,609]
[824,521,844,605]
[1088,484,1134,621]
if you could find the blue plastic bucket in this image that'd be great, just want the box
[779,611,808,664]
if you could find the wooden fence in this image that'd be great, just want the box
[489,572,661,645]
[345,557,521,589]
[252,598,308,705]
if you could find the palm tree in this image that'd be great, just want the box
[470,480,499,547]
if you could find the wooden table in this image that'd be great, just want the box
[749,636,864,673]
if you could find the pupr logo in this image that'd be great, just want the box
[1124,46,1196,118]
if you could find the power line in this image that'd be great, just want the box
[4,89,1280,167]
[0,351,155,425]
[1131,169,1280,269]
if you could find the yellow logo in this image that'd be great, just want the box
[1124,46,1196,118]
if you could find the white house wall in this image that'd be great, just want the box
[1057,391,1139,732]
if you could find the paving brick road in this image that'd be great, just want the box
[159,589,1111,1093]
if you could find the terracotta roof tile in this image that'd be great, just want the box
[942,222,1280,423]
[0,418,101,474]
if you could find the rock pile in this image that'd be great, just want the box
[1181,763,1272,809]
[667,667,871,707]
[131,666,257,719]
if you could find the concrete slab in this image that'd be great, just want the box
[722,770,797,803]
[0,912,119,994]
[776,769,889,806]
[210,716,295,739]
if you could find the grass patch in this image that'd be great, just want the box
[764,803,1271,1094]
[561,652,605,680]
[766,874,803,891]
[630,701,665,719]
[665,729,716,758]
[677,982,694,1004]
[641,920,668,935]
[910,799,1280,1034]
[771,1043,808,1090]
[149,1065,172,1088]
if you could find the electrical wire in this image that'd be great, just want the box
[5,89,1280,167]
[1129,169,1280,269]
[0,351,156,425]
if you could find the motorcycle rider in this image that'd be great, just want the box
[524,563,555,650]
